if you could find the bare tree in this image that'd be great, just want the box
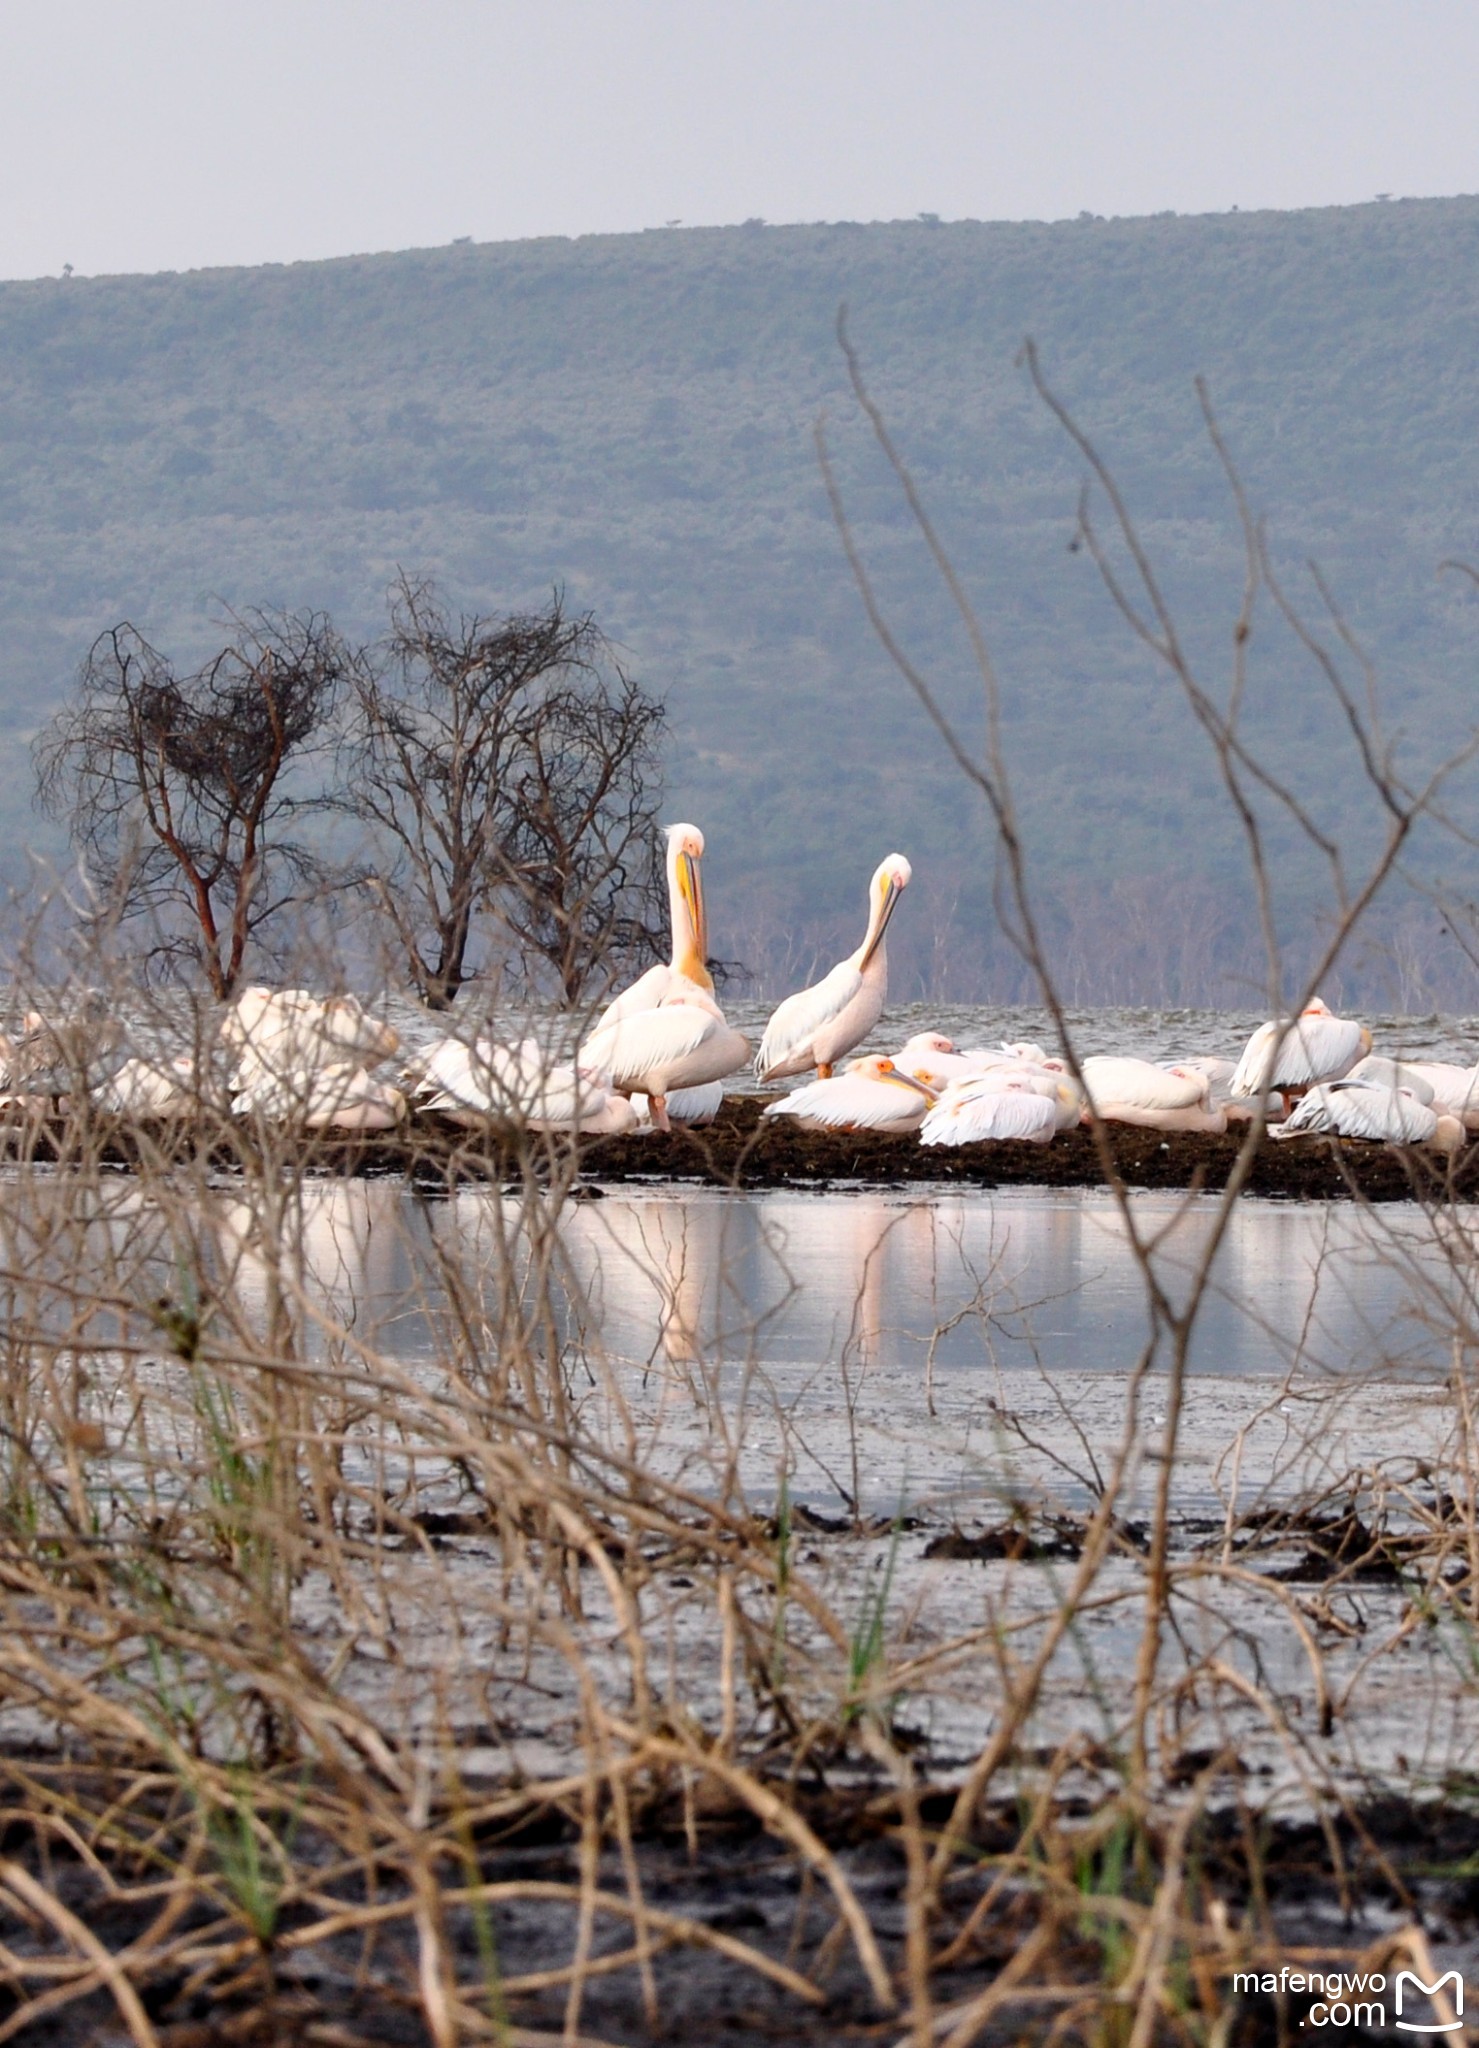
[492,665,667,1004]
[34,611,354,999]
[344,575,667,1009]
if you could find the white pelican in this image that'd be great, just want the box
[754,854,912,1082]
[1386,1061,1479,1128]
[408,1036,639,1135]
[1228,998,1371,1111]
[976,1066,1084,1121]
[1166,1055,1236,1093]
[1345,1055,1435,1106]
[1080,1056,1227,1133]
[1,996,121,1084]
[226,989,399,1082]
[221,986,313,1054]
[591,822,712,1031]
[579,989,748,1131]
[95,1055,197,1118]
[232,1062,408,1132]
[761,1055,936,1134]
[1164,1054,1255,1122]
[636,1081,725,1126]
[893,1032,987,1089]
[404,1035,531,1115]
[920,1076,1077,1147]
[1273,1080,1463,1154]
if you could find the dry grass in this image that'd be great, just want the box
[0,962,1464,2046]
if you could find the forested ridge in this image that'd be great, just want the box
[4,198,1479,998]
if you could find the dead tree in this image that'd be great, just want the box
[344,576,667,1008]
[493,667,668,1005]
[34,611,353,999]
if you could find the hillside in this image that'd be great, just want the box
[4,200,1479,1000]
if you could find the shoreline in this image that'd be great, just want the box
[3,1093,1468,1199]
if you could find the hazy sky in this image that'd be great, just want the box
[5,1,1479,281]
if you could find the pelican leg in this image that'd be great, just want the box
[816,1062,833,1080]
[650,1093,672,1132]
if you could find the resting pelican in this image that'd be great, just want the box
[1387,1061,1479,1128]
[1080,1056,1227,1133]
[408,1036,639,1134]
[579,989,748,1130]
[1274,1079,1463,1154]
[226,989,400,1083]
[95,1055,197,1118]
[591,822,712,1031]
[232,1062,408,1132]
[920,1076,1077,1148]
[1,995,121,1085]
[1228,998,1371,1112]
[1345,1055,1435,1105]
[893,1032,988,1089]
[761,1054,935,1134]
[755,854,912,1082]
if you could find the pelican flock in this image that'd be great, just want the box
[11,830,1468,1163]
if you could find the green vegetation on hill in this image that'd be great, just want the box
[4,200,1479,1000]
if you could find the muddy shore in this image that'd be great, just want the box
[585,1097,1473,1200]
[3,1094,1470,1198]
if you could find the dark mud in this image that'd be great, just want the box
[9,1761,1477,2045]
[587,1098,1472,1203]
[2,1095,1470,1200]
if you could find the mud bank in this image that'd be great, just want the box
[12,1768,1478,2047]
[4,1096,1470,1199]
[588,1098,1470,1201]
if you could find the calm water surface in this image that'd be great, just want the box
[279,1180,1467,1383]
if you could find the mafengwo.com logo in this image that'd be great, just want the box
[1233,1965,1466,2031]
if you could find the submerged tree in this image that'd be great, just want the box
[34,611,354,999]
[343,576,667,1008]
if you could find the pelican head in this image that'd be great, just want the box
[665,822,711,989]
[858,853,912,970]
[900,1031,955,1056]
[852,1053,935,1097]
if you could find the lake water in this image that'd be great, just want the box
[267,1176,1467,1385]
[380,997,1479,1091]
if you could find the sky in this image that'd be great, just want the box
[3,1,1479,281]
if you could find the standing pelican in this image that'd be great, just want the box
[755,854,912,1083]
[591,822,711,1031]
[1228,998,1371,1112]
[579,989,748,1130]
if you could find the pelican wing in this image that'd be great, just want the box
[1281,1080,1436,1143]
[665,1080,724,1124]
[1082,1056,1205,1112]
[755,961,864,1080]
[1403,1061,1479,1110]
[581,1005,723,1091]
[920,1081,1058,1147]
[762,1069,931,1131]
[591,964,684,1034]
[97,1057,193,1117]
[1230,1014,1366,1095]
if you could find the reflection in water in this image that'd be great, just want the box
[196,1178,1464,1382]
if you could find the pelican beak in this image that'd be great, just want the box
[675,849,711,985]
[859,874,903,971]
